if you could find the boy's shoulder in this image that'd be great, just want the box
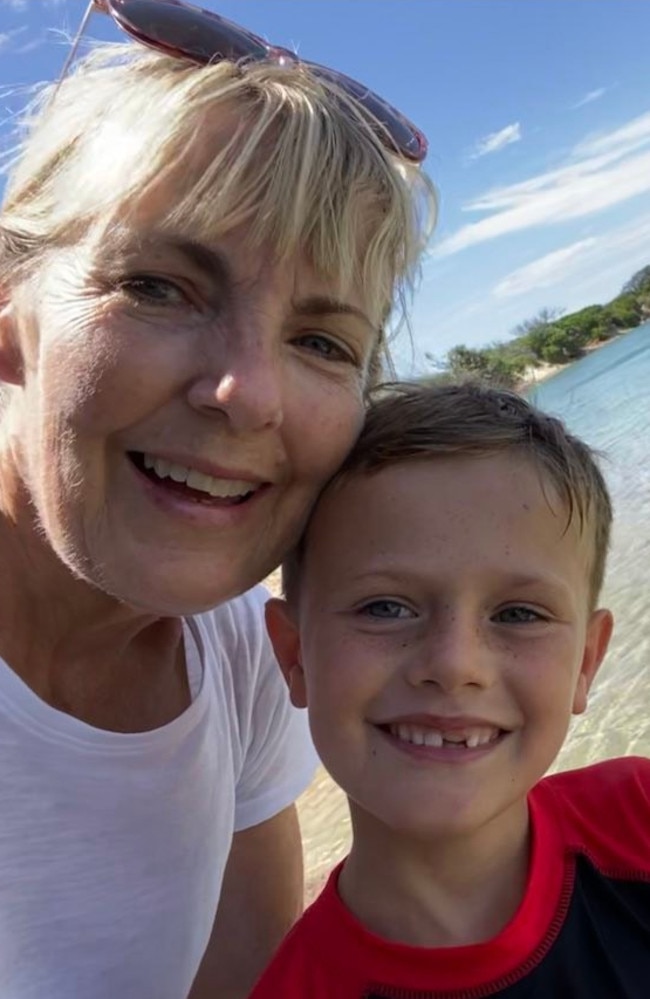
[535,756,650,873]
[251,757,650,999]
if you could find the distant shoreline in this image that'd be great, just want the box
[516,331,626,393]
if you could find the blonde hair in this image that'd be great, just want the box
[284,382,612,608]
[0,43,436,354]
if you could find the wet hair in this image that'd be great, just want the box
[283,381,612,608]
[0,43,436,383]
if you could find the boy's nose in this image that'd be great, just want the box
[403,617,494,692]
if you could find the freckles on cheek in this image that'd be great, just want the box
[312,404,365,475]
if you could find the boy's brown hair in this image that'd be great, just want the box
[283,382,612,607]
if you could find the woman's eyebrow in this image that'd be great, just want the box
[293,296,377,332]
[147,234,232,284]
[100,229,232,285]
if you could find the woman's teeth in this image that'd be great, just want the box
[142,454,258,499]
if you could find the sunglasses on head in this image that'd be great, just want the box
[65,0,427,163]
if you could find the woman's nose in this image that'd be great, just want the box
[187,330,284,434]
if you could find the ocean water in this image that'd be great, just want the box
[528,322,650,767]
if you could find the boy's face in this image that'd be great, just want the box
[267,453,613,841]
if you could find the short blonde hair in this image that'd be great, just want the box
[0,43,435,352]
[284,382,612,608]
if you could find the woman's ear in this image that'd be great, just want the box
[0,300,24,387]
[265,598,308,708]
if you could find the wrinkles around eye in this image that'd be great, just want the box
[119,275,191,306]
[294,331,359,364]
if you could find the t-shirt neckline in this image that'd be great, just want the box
[0,617,208,754]
[315,785,567,993]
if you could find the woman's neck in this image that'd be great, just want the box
[338,801,530,949]
[0,484,188,732]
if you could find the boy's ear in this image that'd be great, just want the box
[573,608,614,715]
[265,598,308,709]
[0,300,24,387]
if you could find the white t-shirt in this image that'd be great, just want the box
[0,585,315,999]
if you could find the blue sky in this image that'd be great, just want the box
[1,1,649,373]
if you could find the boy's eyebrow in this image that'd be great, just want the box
[332,567,574,595]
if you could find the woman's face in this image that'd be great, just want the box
[0,220,377,613]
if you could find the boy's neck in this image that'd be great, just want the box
[338,800,530,948]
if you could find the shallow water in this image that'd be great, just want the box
[530,322,650,768]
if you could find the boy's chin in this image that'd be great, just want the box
[348,793,530,846]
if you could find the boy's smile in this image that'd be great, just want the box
[268,452,612,845]
[376,713,507,761]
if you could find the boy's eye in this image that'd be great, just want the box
[359,600,414,620]
[493,605,546,624]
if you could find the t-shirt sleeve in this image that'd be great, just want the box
[547,756,650,872]
[223,586,318,832]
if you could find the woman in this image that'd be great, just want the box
[0,2,434,997]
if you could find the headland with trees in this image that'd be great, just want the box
[426,264,650,390]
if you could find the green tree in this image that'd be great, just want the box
[603,294,642,330]
[538,326,588,364]
[444,344,527,388]
[513,307,564,360]
[622,265,650,297]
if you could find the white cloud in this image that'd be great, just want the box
[0,25,26,51]
[15,36,44,55]
[571,87,606,110]
[0,0,64,10]
[493,212,650,309]
[470,122,521,159]
[433,110,650,258]
[418,212,650,355]
[573,110,650,160]
[493,239,597,298]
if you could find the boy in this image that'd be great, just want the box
[251,382,650,998]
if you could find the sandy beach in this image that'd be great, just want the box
[517,333,626,392]
[517,361,564,391]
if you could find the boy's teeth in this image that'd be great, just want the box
[142,455,257,498]
[389,724,498,748]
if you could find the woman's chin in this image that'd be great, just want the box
[69,555,261,617]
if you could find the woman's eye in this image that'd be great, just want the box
[359,600,414,620]
[120,275,188,306]
[494,606,546,624]
[294,331,354,362]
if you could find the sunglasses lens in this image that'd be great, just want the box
[104,3,427,162]
[306,62,427,162]
[108,0,268,63]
